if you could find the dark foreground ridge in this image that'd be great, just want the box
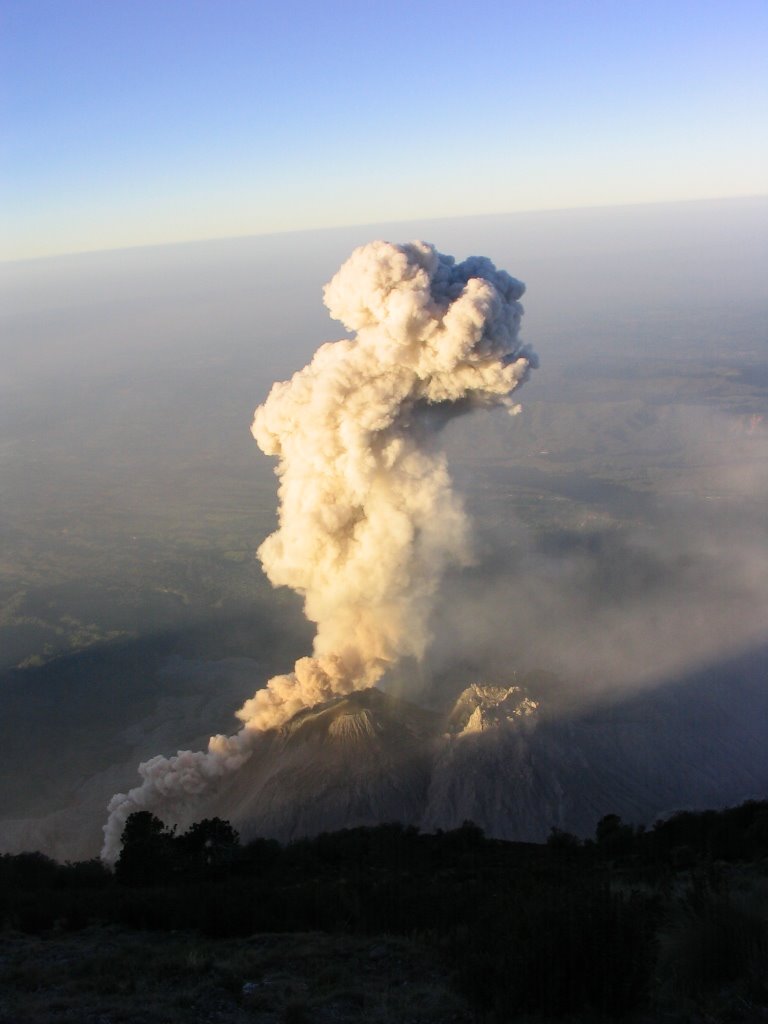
[2,800,768,1023]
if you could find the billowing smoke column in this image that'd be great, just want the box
[102,240,536,863]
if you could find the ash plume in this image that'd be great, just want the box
[102,240,535,863]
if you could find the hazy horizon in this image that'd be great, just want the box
[4,193,766,265]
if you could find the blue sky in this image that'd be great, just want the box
[3,0,767,259]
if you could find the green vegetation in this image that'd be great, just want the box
[2,801,767,1022]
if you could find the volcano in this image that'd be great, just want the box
[197,687,437,841]
[101,240,537,860]
[181,664,768,845]
[3,656,767,863]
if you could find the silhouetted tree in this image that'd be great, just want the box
[178,817,240,871]
[596,813,634,858]
[547,826,582,854]
[115,811,176,885]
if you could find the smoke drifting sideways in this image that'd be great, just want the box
[101,240,536,863]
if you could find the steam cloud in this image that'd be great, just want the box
[102,240,536,863]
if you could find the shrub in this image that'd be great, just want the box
[656,880,768,1008]
[441,878,658,1019]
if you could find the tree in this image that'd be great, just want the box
[115,811,176,885]
[595,814,634,858]
[178,817,240,871]
[547,826,582,854]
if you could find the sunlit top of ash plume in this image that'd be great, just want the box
[102,240,536,863]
